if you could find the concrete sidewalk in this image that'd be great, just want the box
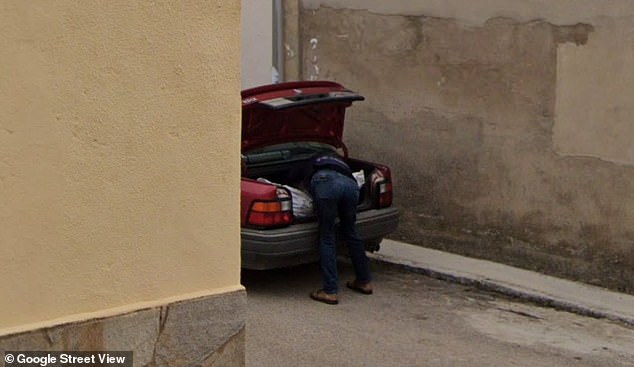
[369,239,634,327]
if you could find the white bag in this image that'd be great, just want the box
[257,178,314,218]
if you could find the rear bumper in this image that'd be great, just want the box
[241,206,399,270]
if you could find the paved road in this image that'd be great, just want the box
[243,261,634,367]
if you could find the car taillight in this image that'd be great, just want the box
[370,168,393,208]
[377,180,393,207]
[247,188,293,228]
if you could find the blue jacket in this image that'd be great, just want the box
[312,154,354,180]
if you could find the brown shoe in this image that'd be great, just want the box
[310,289,338,305]
[346,280,373,295]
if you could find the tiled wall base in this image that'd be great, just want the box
[0,290,246,367]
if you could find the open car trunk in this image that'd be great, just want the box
[243,145,378,217]
[239,81,399,270]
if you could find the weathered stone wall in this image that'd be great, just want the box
[287,1,634,293]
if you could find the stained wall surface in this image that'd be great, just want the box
[241,0,274,88]
[290,0,634,292]
[0,1,242,334]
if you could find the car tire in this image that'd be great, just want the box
[364,237,382,253]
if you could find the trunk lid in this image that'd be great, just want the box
[241,81,364,152]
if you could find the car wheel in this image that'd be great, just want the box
[364,237,382,253]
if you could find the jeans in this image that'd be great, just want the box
[310,169,371,294]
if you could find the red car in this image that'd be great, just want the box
[240,81,399,270]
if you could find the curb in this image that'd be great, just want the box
[368,239,634,327]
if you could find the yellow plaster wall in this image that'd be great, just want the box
[0,0,241,334]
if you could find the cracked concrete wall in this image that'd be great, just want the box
[289,1,634,293]
[0,0,244,350]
